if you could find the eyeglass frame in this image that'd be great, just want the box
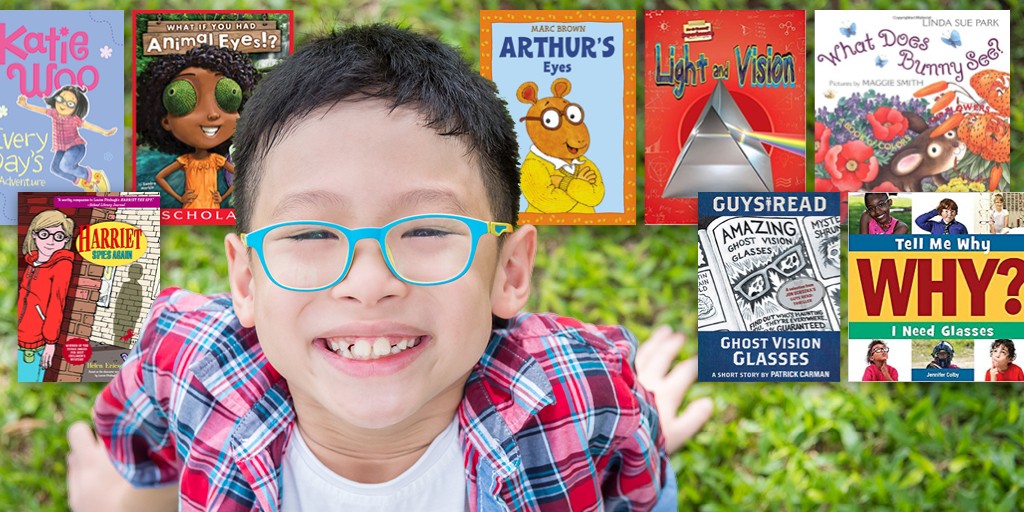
[240,213,514,292]
[34,229,69,242]
[54,95,78,109]
[871,346,890,354]
[519,103,585,130]
[732,245,808,302]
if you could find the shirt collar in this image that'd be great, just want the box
[529,145,584,174]
[459,314,556,479]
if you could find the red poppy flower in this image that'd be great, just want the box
[867,107,909,141]
[814,122,832,164]
[869,182,900,193]
[824,141,879,192]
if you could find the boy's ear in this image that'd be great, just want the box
[225,233,256,328]
[491,224,537,319]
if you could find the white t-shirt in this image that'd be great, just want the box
[280,418,467,511]
[993,209,1009,232]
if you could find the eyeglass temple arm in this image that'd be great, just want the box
[488,222,514,236]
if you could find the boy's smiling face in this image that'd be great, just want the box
[226,100,533,430]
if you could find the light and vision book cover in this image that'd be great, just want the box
[644,10,806,225]
[17,192,160,383]
[697,192,840,382]
[848,191,1024,382]
[814,10,1010,205]
[0,11,125,225]
[132,10,294,225]
[480,10,637,225]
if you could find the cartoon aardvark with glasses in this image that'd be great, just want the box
[516,78,604,213]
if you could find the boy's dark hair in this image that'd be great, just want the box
[937,198,958,213]
[136,45,259,156]
[992,339,1016,361]
[231,24,520,231]
[45,85,89,118]
[866,340,887,364]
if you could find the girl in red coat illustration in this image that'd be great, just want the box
[18,210,75,382]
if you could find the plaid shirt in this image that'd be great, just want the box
[95,288,672,511]
[45,108,86,151]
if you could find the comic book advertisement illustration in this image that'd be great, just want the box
[132,10,294,225]
[697,192,840,382]
[849,192,1024,382]
[17,192,160,383]
[0,11,124,226]
[480,10,636,225]
[814,10,1010,219]
[644,10,806,225]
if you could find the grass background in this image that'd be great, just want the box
[2,0,1022,509]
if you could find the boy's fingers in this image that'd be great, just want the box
[663,397,713,453]
[638,328,686,380]
[657,358,699,408]
[67,421,98,452]
[635,325,671,366]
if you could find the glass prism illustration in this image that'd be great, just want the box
[661,81,773,199]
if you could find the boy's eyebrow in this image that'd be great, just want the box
[390,188,470,216]
[270,190,348,219]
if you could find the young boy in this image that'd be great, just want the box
[915,197,967,234]
[68,25,697,511]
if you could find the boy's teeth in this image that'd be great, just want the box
[327,336,420,360]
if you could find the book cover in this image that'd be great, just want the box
[814,11,1010,204]
[0,11,124,225]
[16,192,160,383]
[132,10,294,225]
[697,192,840,382]
[644,10,806,225]
[848,191,1024,382]
[480,10,636,225]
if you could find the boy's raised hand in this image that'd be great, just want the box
[635,326,713,454]
[67,421,178,511]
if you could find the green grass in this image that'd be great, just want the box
[2,0,1023,510]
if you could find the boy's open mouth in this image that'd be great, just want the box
[565,142,580,155]
[319,335,426,361]
[201,126,220,137]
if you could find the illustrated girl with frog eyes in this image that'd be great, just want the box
[136,45,258,209]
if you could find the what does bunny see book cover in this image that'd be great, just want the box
[0,11,124,225]
[814,10,1010,202]
[644,10,806,225]
[481,10,636,225]
[17,192,159,383]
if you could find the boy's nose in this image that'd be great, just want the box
[330,239,407,305]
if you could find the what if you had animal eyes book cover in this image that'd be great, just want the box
[814,10,1010,205]
[17,192,160,383]
[480,10,636,225]
[132,10,293,225]
[644,10,807,226]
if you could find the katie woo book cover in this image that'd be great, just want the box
[132,10,293,226]
[644,10,806,225]
[0,11,124,226]
[16,192,160,383]
[814,10,1010,206]
[480,10,637,225]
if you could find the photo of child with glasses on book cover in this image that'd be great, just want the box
[64,24,710,511]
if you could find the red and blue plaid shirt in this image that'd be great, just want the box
[94,288,672,511]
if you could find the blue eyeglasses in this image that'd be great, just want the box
[240,214,513,291]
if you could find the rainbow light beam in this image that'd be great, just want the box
[724,124,806,158]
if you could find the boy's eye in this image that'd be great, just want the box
[163,80,197,117]
[215,78,243,113]
[402,227,451,238]
[288,230,339,241]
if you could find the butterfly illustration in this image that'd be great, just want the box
[941,30,961,48]
[875,55,888,68]
[839,22,856,38]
